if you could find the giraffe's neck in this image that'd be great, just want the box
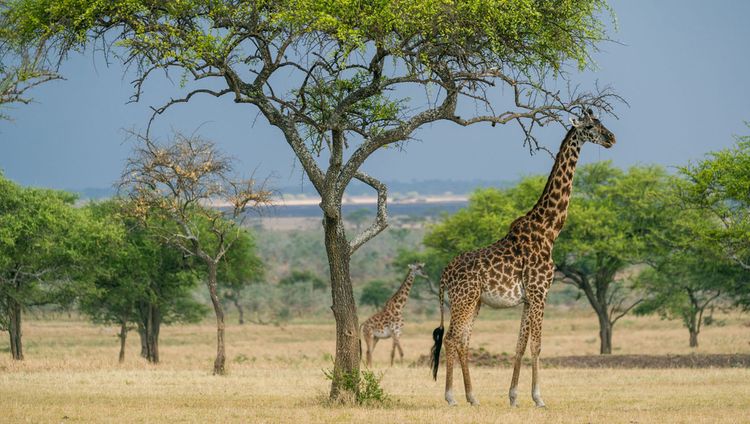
[529,129,582,240]
[386,270,416,311]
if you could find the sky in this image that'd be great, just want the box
[1,0,749,193]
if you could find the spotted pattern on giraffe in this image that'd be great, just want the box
[361,262,428,367]
[430,109,616,408]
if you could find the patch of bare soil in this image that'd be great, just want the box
[412,347,750,369]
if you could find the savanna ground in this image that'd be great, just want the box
[2,309,749,423]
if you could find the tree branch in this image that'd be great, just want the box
[348,171,388,255]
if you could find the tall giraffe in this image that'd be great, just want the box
[361,262,427,367]
[430,109,615,407]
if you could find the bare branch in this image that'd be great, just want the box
[348,172,388,255]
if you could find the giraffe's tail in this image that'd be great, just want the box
[430,277,446,381]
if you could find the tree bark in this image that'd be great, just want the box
[598,313,613,355]
[118,321,128,363]
[8,297,23,360]
[689,328,699,348]
[147,304,161,363]
[138,323,148,358]
[324,215,360,401]
[138,304,161,363]
[207,262,226,375]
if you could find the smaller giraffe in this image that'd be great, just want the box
[361,263,428,367]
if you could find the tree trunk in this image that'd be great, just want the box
[233,297,244,325]
[148,304,161,363]
[597,314,613,355]
[118,321,128,363]
[689,328,699,348]
[207,263,226,375]
[8,298,23,360]
[138,304,161,363]
[324,215,360,402]
[138,323,148,358]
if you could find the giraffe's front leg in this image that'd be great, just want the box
[509,302,530,407]
[529,299,547,408]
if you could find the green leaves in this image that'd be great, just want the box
[0,172,111,327]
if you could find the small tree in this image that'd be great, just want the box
[218,229,264,325]
[0,172,108,360]
[83,200,207,363]
[676,128,750,308]
[279,270,327,291]
[277,270,327,317]
[120,133,270,375]
[635,257,729,348]
[359,280,393,309]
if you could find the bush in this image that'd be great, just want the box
[359,280,392,308]
[323,368,390,406]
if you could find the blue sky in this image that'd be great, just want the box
[1,0,749,192]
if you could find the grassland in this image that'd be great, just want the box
[1,311,749,423]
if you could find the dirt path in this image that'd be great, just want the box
[414,348,750,368]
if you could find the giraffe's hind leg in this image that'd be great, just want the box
[458,302,481,405]
[394,336,404,363]
[362,328,375,367]
[444,298,480,406]
[443,328,457,406]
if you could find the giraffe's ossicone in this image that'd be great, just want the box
[430,109,616,407]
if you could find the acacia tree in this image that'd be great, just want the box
[2,0,619,399]
[635,247,731,348]
[554,163,670,354]
[120,133,269,374]
[83,200,207,363]
[0,2,58,119]
[0,172,109,360]
[676,129,750,306]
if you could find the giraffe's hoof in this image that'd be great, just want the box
[445,390,457,406]
[467,393,480,406]
[532,389,545,408]
[509,389,518,408]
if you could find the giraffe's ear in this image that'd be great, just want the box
[585,108,600,120]
[569,117,582,128]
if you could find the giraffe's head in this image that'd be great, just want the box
[408,262,428,279]
[569,108,616,148]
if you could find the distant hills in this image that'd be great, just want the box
[71,178,516,200]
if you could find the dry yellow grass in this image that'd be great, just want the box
[1,312,749,423]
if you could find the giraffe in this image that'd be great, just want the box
[429,109,616,407]
[361,262,428,367]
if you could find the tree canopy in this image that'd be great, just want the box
[0,171,116,359]
[81,199,207,362]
